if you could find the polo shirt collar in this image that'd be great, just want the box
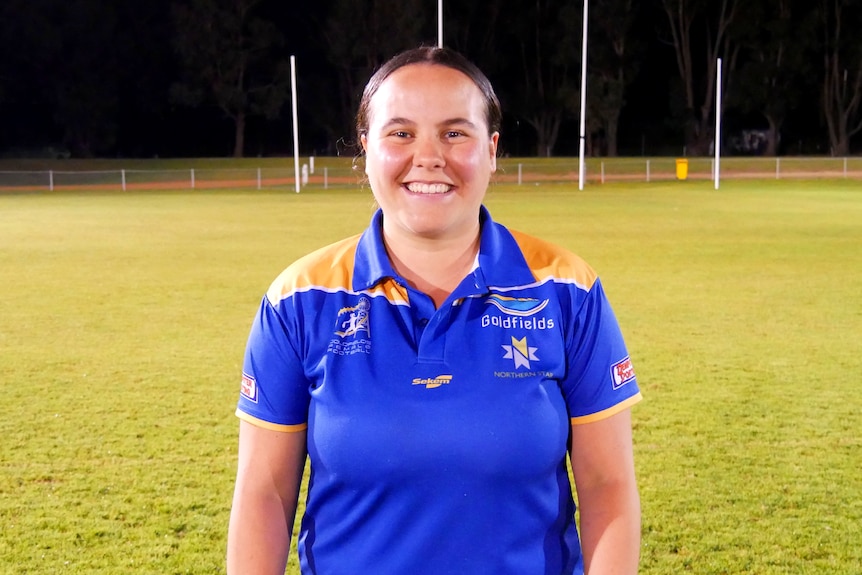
[352,206,535,293]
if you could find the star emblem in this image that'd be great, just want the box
[502,336,539,369]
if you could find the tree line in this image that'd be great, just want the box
[1,0,860,158]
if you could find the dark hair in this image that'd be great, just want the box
[355,46,502,141]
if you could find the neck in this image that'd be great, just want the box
[383,225,480,308]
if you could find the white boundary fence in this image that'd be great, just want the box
[1,156,861,191]
[0,166,339,192]
[497,157,862,185]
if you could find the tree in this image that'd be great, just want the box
[53,0,123,157]
[503,0,583,156]
[171,0,290,157]
[113,0,176,157]
[318,0,430,151]
[660,0,741,155]
[818,0,862,156]
[0,0,123,157]
[587,0,642,156]
[0,1,18,135]
[730,0,813,156]
[443,0,504,66]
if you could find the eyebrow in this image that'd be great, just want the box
[380,117,479,130]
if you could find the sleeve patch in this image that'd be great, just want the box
[610,356,636,390]
[240,373,258,403]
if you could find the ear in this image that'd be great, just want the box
[489,132,500,172]
[359,135,370,175]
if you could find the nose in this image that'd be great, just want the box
[413,135,445,169]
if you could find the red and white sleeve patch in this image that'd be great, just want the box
[240,373,258,403]
[610,356,636,390]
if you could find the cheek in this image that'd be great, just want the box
[451,143,494,177]
[365,142,409,178]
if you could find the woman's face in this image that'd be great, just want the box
[361,63,499,243]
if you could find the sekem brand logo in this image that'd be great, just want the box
[412,375,453,389]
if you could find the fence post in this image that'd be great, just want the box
[257,167,262,190]
[191,168,195,189]
[646,160,650,183]
[518,163,522,185]
[601,161,605,184]
[49,170,54,191]
[324,167,328,189]
[122,169,126,191]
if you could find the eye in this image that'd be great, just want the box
[444,130,464,139]
[392,130,411,138]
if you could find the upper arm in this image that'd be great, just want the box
[569,408,636,492]
[235,420,307,502]
[227,422,307,574]
[569,409,641,575]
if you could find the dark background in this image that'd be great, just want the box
[0,0,859,159]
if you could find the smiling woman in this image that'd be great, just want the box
[359,61,499,305]
[226,46,643,575]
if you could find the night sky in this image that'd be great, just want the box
[0,0,855,159]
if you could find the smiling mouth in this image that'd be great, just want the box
[405,182,452,194]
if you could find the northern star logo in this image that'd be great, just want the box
[485,294,549,317]
[412,375,453,389]
[502,336,539,369]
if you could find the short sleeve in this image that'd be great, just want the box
[235,296,311,431]
[562,278,642,424]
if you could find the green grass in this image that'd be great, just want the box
[1,180,860,573]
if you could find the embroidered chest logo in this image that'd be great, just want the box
[481,294,555,330]
[327,296,372,356]
[335,297,370,337]
[502,336,539,369]
[485,294,549,316]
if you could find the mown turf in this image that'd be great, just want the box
[1,180,859,573]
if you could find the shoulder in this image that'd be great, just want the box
[507,228,598,290]
[265,234,362,305]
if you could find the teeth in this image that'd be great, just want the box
[406,182,451,194]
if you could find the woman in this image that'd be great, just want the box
[227,46,642,575]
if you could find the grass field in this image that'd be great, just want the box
[1,179,860,574]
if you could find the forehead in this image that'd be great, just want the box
[368,63,486,123]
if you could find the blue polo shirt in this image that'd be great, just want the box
[237,206,641,575]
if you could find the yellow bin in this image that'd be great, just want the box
[675,158,689,180]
